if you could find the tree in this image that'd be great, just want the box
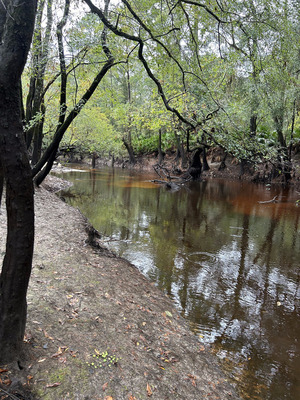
[31,0,122,185]
[0,0,37,362]
[25,0,53,164]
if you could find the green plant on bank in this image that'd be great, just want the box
[86,349,120,370]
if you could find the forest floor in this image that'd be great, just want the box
[0,175,241,400]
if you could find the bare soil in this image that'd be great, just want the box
[0,175,241,400]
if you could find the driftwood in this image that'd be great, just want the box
[153,164,182,181]
[258,195,278,204]
[152,164,192,190]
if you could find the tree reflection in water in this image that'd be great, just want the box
[59,168,299,400]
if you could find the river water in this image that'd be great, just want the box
[57,167,300,400]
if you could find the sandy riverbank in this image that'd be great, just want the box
[0,175,240,400]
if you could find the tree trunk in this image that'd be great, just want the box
[250,114,257,137]
[175,133,181,161]
[218,152,227,171]
[0,164,3,208]
[0,91,34,360]
[25,0,53,152]
[187,149,202,180]
[123,138,136,164]
[174,132,187,168]
[158,129,164,165]
[0,0,37,363]
[33,1,114,184]
[32,103,46,164]
[180,140,188,169]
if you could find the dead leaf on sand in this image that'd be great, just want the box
[0,368,8,374]
[147,383,153,397]
[46,382,61,388]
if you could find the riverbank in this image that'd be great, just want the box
[67,148,300,190]
[0,176,240,400]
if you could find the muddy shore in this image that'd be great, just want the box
[0,175,241,399]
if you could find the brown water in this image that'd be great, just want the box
[58,167,300,400]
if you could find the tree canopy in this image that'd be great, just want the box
[23,0,300,178]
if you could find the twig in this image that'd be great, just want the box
[0,0,15,20]
[258,195,278,204]
[0,388,22,400]
[153,164,181,181]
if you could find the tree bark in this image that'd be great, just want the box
[0,0,37,362]
[122,138,136,165]
[202,146,210,171]
[158,129,164,165]
[0,163,3,208]
[187,149,202,179]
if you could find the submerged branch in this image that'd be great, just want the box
[258,196,278,204]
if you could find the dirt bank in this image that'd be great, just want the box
[0,176,240,400]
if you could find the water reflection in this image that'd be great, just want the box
[57,168,300,400]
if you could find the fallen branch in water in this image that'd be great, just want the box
[153,164,181,181]
[152,164,192,191]
[258,195,278,204]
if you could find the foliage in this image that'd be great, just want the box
[22,0,300,165]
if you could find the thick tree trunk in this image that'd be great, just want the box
[0,0,37,363]
[0,164,3,208]
[187,149,202,180]
[0,82,35,363]
[123,138,136,164]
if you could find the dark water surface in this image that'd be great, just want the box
[57,167,300,400]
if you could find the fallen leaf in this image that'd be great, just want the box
[0,378,11,386]
[187,374,197,387]
[46,382,61,388]
[128,395,136,400]
[165,311,173,318]
[104,397,114,400]
[102,382,108,391]
[43,330,54,340]
[147,383,152,397]
[51,347,63,358]
[38,358,46,363]
[0,368,8,374]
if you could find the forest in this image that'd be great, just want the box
[24,0,300,183]
[0,0,299,369]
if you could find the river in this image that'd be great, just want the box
[56,166,300,400]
